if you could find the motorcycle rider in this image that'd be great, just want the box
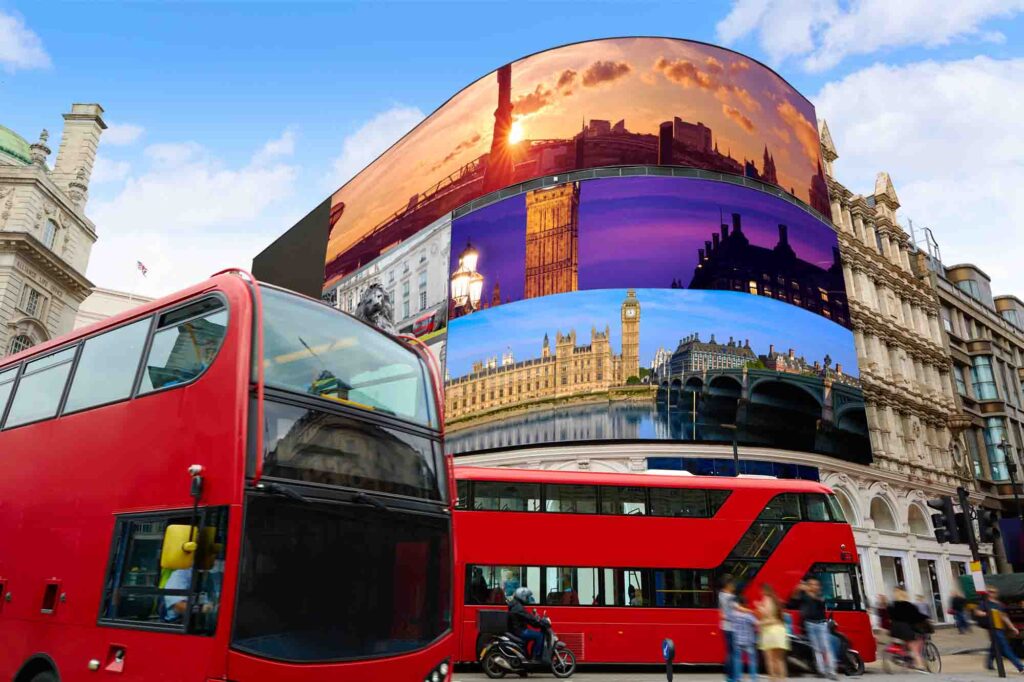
[509,587,546,662]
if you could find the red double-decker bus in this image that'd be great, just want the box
[0,271,453,682]
[453,466,874,667]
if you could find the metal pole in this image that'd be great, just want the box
[958,486,1006,678]
[732,432,739,476]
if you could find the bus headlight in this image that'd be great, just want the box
[425,658,450,682]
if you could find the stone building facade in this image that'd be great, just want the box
[524,183,579,300]
[917,254,1024,571]
[0,104,104,355]
[446,290,639,422]
[814,121,978,616]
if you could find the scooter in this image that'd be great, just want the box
[480,610,577,679]
[786,618,864,677]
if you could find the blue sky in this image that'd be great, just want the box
[445,288,857,379]
[3,2,1024,297]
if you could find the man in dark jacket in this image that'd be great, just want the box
[509,587,546,661]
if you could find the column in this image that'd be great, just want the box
[853,214,866,244]
[843,263,858,298]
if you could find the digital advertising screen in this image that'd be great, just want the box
[322,37,829,289]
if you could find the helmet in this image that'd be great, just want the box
[513,587,534,604]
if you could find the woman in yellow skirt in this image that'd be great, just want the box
[758,584,790,680]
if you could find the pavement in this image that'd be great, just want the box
[454,626,1012,681]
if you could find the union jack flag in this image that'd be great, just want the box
[137,260,148,277]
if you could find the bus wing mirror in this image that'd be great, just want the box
[160,525,198,570]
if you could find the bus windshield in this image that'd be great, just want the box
[260,287,437,428]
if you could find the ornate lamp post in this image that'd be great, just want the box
[450,241,484,315]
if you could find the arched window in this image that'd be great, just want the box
[870,497,898,532]
[42,220,58,249]
[908,505,931,536]
[7,334,34,356]
[833,488,860,527]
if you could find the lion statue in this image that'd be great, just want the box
[354,282,397,334]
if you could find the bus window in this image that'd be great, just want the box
[4,347,76,428]
[473,481,540,512]
[544,484,597,514]
[542,567,598,606]
[649,488,709,517]
[600,486,647,515]
[759,493,801,521]
[600,568,649,606]
[64,318,150,413]
[653,569,715,608]
[99,507,227,634]
[0,367,17,415]
[708,489,731,515]
[261,287,436,428]
[810,563,865,611]
[826,494,847,522]
[138,300,228,395]
[455,480,470,509]
[466,565,537,604]
[732,522,788,559]
[803,494,832,522]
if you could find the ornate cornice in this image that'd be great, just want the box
[0,231,93,299]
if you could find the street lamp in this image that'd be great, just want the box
[721,423,740,477]
[998,439,1023,522]
[450,241,484,314]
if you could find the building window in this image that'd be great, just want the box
[957,279,982,300]
[42,220,58,249]
[971,356,999,400]
[953,365,968,397]
[7,334,34,356]
[747,281,757,295]
[984,417,1010,481]
[19,285,45,318]
[966,429,983,478]
[873,228,884,254]
[941,306,954,334]
[419,291,427,311]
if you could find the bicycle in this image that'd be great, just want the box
[882,634,941,674]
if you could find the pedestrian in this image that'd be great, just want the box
[795,577,836,680]
[914,593,931,619]
[757,584,789,681]
[720,574,741,682]
[976,584,1024,674]
[949,589,970,634]
[732,595,760,682]
[875,594,891,635]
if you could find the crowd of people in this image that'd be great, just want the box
[718,575,840,681]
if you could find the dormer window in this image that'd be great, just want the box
[42,220,58,249]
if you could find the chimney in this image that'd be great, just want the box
[721,224,729,240]
[698,248,705,261]
[712,233,720,251]
[788,348,795,359]
[778,224,789,246]
[836,363,843,374]
[732,213,742,233]
[52,103,107,195]
[705,240,713,255]
[29,130,51,167]
[768,344,775,355]
[658,121,674,165]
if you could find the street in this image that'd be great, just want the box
[455,626,1006,681]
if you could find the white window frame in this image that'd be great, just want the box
[18,284,46,319]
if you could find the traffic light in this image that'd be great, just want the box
[927,496,960,543]
[979,509,1002,544]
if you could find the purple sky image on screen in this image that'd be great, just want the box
[578,177,839,290]
[450,193,526,304]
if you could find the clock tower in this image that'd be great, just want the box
[620,289,640,382]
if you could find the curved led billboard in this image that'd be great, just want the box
[442,176,869,464]
[324,37,829,288]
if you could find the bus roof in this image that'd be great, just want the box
[0,270,251,370]
[453,465,831,493]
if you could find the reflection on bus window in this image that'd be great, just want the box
[759,493,801,521]
[803,494,831,522]
[653,569,715,608]
[466,565,539,605]
[810,562,865,611]
[601,486,647,515]
[544,485,597,514]
[543,567,599,606]
[138,306,228,394]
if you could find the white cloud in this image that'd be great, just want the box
[103,123,145,146]
[328,105,424,188]
[815,56,1024,294]
[717,0,1024,71]
[88,130,300,296]
[252,127,296,166]
[90,156,131,184]
[0,10,51,72]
